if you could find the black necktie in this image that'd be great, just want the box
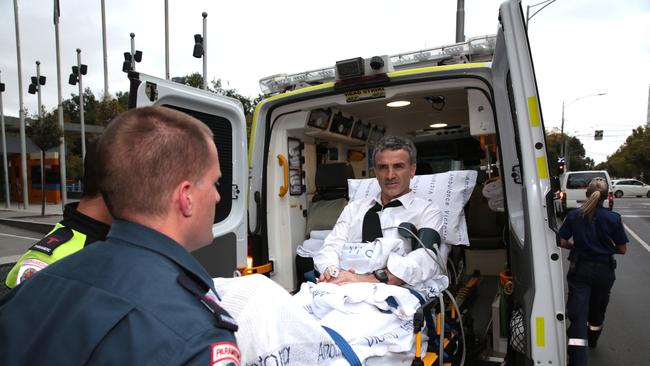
[362,200,403,243]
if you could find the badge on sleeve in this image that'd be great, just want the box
[16,258,49,285]
[30,227,74,255]
[211,342,240,366]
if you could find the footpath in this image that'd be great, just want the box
[0,203,65,234]
[0,203,66,296]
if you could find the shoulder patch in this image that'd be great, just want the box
[211,342,240,366]
[16,258,49,285]
[30,227,74,255]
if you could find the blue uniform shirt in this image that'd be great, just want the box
[0,220,240,366]
[559,207,628,262]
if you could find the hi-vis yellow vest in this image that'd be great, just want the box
[5,224,87,288]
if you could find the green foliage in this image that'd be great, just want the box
[66,153,83,182]
[598,126,650,180]
[27,115,63,153]
[545,131,594,176]
[96,98,125,126]
[115,91,130,110]
[172,72,263,142]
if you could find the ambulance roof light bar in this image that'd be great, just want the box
[259,35,496,95]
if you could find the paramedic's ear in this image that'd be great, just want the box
[178,180,193,217]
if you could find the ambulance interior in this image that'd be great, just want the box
[264,79,513,359]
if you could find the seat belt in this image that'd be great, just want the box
[322,326,362,366]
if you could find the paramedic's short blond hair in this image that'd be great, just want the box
[97,106,214,219]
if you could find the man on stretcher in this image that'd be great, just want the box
[314,135,448,293]
[215,136,451,365]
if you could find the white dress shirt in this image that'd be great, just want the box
[314,191,445,287]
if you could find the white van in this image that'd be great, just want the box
[128,1,566,364]
[560,170,614,212]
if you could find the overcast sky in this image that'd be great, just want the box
[1,0,649,163]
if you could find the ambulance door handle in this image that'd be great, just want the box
[277,154,289,198]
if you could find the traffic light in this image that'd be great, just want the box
[594,130,603,140]
[557,157,566,174]
[193,34,204,58]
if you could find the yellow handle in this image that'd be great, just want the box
[277,154,289,197]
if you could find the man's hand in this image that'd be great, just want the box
[319,268,370,284]
[319,268,405,286]
[559,238,573,249]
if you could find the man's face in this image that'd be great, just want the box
[191,140,222,248]
[374,148,416,204]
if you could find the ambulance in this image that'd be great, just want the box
[127,0,566,364]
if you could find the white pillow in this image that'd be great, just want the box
[348,170,478,246]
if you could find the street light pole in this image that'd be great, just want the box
[0,71,10,208]
[202,12,208,90]
[13,0,29,209]
[76,49,86,160]
[130,33,136,72]
[54,0,67,207]
[36,61,42,120]
[560,92,607,163]
[526,0,557,25]
[165,0,169,80]
[101,0,109,99]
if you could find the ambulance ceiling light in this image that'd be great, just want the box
[259,35,496,95]
[430,123,448,128]
[387,100,411,108]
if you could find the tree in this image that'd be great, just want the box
[27,113,63,216]
[172,72,263,141]
[96,97,125,126]
[545,131,594,176]
[598,126,650,180]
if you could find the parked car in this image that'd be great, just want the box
[559,170,614,213]
[612,179,650,198]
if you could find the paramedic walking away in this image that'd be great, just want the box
[0,107,240,365]
[559,177,627,366]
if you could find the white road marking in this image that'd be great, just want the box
[621,215,650,218]
[0,232,40,241]
[623,223,650,253]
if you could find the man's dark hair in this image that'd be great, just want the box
[97,106,214,220]
[81,139,101,198]
[373,135,417,164]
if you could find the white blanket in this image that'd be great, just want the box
[213,275,432,365]
[293,281,424,365]
[214,275,348,366]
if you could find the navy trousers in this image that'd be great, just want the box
[566,259,615,366]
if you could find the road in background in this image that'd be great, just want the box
[0,223,42,264]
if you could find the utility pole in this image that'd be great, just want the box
[13,0,29,209]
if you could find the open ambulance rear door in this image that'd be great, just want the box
[491,0,566,364]
[128,72,249,277]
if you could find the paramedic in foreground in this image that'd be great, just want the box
[314,135,446,286]
[0,107,240,365]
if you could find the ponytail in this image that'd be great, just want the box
[579,177,609,219]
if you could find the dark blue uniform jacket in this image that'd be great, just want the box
[559,206,628,262]
[0,220,238,366]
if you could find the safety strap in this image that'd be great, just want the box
[322,326,362,366]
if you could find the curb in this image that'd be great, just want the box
[0,218,54,235]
